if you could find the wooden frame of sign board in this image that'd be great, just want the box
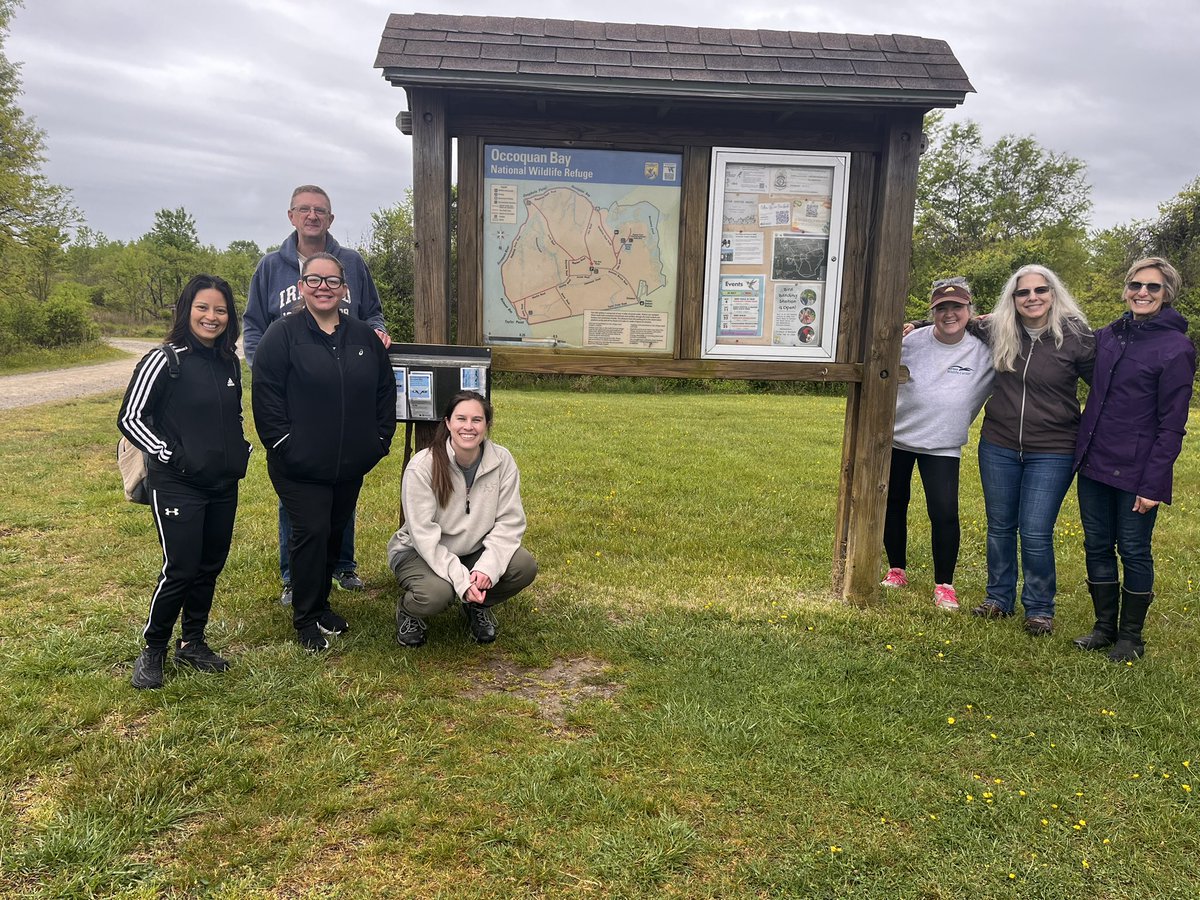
[376,14,974,602]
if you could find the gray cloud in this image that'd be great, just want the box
[9,0,1198,248]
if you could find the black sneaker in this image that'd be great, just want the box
[333,571,365,591]
[395,612,427,647]
[462,603,498,643]
[297,623,329,652]
[317,609,349,636]
[280,583,293,606]
[131,647,167,689]
[174,639,231,672]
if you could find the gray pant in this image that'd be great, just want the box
[395,546,538,618]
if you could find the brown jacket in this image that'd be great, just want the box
[977,318,1095,454]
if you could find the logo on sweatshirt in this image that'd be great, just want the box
[946,365,975,376]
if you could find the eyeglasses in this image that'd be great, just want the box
[1013,286,1052,299]
[301,274,344,289]
[290,205,330,217]
[1126,281,1163,293]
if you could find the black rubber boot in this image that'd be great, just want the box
[1072,581,1120,651]
[1108,589,1153,663]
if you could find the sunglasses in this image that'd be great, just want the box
[1013,286,1052,299]
[1126,281,1163,293]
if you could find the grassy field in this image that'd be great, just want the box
[1,386,1198,898]
[0,341,128,375]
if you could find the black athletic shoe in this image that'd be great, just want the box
[462,603,498,643]
[333,571,365,591]
[395,613,427,648]
[131,647,167,689]
[317,609,349,636]
[297,623,330,652]
[174,639,230,672]
[280,583,293,606]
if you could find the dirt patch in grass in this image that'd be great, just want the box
[461,654,621,733]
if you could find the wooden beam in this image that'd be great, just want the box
[831,152,880,594]
[410,88,451,449]
[410,88,451,346]
[491,348,862,382]
[677,146,710,358]
[456,135,483,346]
[839,110,924,604]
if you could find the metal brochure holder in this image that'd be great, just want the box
[388,344,492,423]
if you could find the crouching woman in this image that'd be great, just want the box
[387,391,537,647]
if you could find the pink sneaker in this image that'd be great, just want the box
[881,568,909,589]
[933,584,960,611]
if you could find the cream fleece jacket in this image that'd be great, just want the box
[387,438,527,599]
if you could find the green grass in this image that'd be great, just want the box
[0,341,129,374]
[1,389,1198,898]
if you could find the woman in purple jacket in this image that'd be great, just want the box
[1073,257,1196,662]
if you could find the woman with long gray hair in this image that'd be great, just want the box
[969,264,1094,635]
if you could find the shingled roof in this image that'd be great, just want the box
[376,13,973,107]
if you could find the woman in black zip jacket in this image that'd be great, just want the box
[118,274,251,689]
[251,252,396,651]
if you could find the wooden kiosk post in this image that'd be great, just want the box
[376,15,972,603]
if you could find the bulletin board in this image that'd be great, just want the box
[700,148,850,361]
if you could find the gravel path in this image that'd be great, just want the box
[0,339,241,410]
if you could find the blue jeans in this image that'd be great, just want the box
[1076,474,1158,593]
[978,438,1076,618]
[279,499,355,583]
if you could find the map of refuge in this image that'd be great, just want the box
[483,146,681,351]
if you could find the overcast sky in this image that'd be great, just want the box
[9,0,1198,250]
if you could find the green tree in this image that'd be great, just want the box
[364,194,416,343]
[361,188,458,344]
[0,0,75,262]
[911,117,1092,314]
[143,207,208,313]
[1142,177,1200,329]
[215,239,262,306]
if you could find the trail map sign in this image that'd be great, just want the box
[482,145,682,353]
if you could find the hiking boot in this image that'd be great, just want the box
[174,639,230,672]
[395,612,428,648]
[971,601,1012,619]
[317,608,349,636]
[462,603,498,643]
[1024,616,1054,636]
[280,583,293,606]
[131,647,167,690]
[1073,580,1119,651]
[297,623,329,652]
[333,571,365,591]
[933,584,960,611]
[880,568,909,589]
[1108,589,1153,663]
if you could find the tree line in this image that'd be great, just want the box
[2,0,1198,355]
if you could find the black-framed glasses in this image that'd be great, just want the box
[290,205,330,217]
[301,274,344,289]
[1126,281,1163,293]
[1013,285,1052,299]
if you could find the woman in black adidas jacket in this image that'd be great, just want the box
[118,274,251,689]
[251,252,396,651]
